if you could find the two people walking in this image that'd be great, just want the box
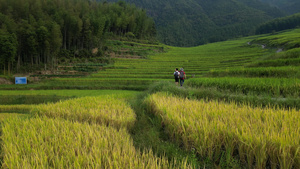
[174,68,186,86]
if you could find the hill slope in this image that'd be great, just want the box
[102,0,284,46]
[256,12,300,34]
[260,0,300,14]
[0,0,157,75]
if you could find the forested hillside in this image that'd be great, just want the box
[0,0,156,75]
[260,0,300,14]
[103,0,284,47]
[256,13,300,34]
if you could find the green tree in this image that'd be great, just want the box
[0,29,18,75]
[0,0,157,74]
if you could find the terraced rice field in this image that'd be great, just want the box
[1,29,300,168]
[0,37,268,91]
[1,95,192,168]
[146,92,300,169]
[99,39,267,80]
[94,39,265,90]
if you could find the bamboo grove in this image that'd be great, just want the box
[0,0,156,74]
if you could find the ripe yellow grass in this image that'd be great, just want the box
[0,113,28,122]
[146,92,300,169]
[32,95,136,129]
[0,105,32,112]
[1,117,192,168]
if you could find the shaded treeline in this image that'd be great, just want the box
[103,0,284,47]
[256,13,300,34]
[260,0,300,15]
[0,0,156,74]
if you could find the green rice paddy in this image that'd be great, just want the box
[1,28,300,168]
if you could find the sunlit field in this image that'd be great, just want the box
[1,29,300,168]
[146,92,299,169]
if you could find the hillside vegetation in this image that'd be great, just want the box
[256,12,300,34]
[0,38,266,90]
[0,28,300,168]
[0,0,156,75]
[2,28,300,92]
[104,0,285,46]
[260,0,300,14]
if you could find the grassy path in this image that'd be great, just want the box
[127,89,245,168]
[127,92,203,168]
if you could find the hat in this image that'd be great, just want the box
[180,68,184,71]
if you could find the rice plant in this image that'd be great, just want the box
[0,105,32,113]
[145,92,300,169]
[186,77,300,97]
[32,95,136,129]
[207,66,300,78]
[1,117,192,168]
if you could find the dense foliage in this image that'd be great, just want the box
[260,0,300,14]
[0,0,156,75]
[256,13,300,34]
[104,0,284,47]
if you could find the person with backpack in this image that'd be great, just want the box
[179,68,186,87]
[174,68,180,85]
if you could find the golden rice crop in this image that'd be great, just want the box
[0,105,33,112]
[32,95,136,129]
[146,92,300,169]
[187,77,300,97]
[0,113,28,122]
[1,117,192,168]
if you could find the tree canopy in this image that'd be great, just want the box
[256,13,300,34]
[103,0,285,47]
[0,0,156,74]
[260,0,300,15]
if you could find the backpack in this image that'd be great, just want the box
[174,72,179,78]
[180,71,184,79]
